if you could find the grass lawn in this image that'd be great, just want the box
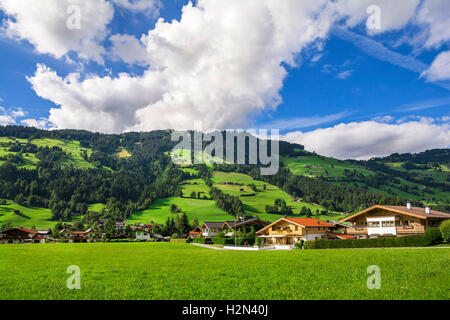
[128,197,234,224]
[0,243,448,300]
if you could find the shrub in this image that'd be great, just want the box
[305,235,430,249]
[170,238,188,243]
[439,220,450,243]
[424,228,443,246]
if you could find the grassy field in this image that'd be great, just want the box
[0,243,448,300]
[281,154,373,178]
[128,197,234,224]
[0,137,94,169]
[212,171,343,222]
[0,200,54,229]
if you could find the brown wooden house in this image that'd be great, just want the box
[341,203,450,239]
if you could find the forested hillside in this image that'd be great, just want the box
[0,125,448,230]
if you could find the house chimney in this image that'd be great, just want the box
[406,202,412,210]
[425,207,431,214]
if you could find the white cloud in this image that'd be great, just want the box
[283,118,450,160]
[109,34,150,66]
[9,107,27,118]
[0,0,114,64]
[336,69,354,80]
[20,118,51,129]
[333,0,420,33]
[0,106,26,125]
[28,0,339,133]
[415,0,450,49]
[421,51,450,82]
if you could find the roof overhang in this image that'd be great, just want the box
[340,205,428,223]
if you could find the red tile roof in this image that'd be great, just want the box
[285,218,335,228]
[336,234,356,239]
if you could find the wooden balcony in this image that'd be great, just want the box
[396,225,425,234]
[347,227,367,235]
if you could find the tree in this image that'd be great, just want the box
[424,227,442,246]
[192,216,199,228]
[170,203,178,214]
[439,220,450,243]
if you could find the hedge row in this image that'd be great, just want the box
[191,238,213,244]
[170,239,189,243]
[305,235,431,249]
[212,237,256,246]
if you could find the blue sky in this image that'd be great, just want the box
[0,0,449,159]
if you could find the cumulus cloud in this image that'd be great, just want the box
[13,0,450,134]
[28,0,339,133]
[109,34,150,66]
[0,0,114,63]
[421,51,450,82]
[333,0,420,33]
[283,118,450,160]
[20,118,51,129]
[415,0,450,49]
[0,106,27,125]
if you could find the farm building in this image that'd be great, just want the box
[341,203,450,239]
[59,229,104,243]
[0,227,46,244]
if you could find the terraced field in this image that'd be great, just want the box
[212,171,343,222]
[0,137,94,169]
[128,197,234,225]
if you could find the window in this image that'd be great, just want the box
[295,226,298,231]
[368,221,380,228]
[382,221,394,227]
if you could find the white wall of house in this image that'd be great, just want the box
[367,216,396,236]
[302,233,327,241]
[136,231,151,241]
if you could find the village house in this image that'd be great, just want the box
[0,227,46,244]
[200,222,224,237]
[341,203,450,239]
[135,229,152,241]
[59,229,104,243]
[256,218,336,248]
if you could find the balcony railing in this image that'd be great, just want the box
[347,227,367,234]
[396,225,425,233]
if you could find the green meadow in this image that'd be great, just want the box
[212,171,343,222]
[0,137,94,169]
[0,243,448,300]
[128,197,234,224]
[0,200,54,229]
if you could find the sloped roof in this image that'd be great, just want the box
[203,222,224,229]
[256,217,335,234]
[223,218,269,229]
[340,205,450,222]
[285,218,335,227]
